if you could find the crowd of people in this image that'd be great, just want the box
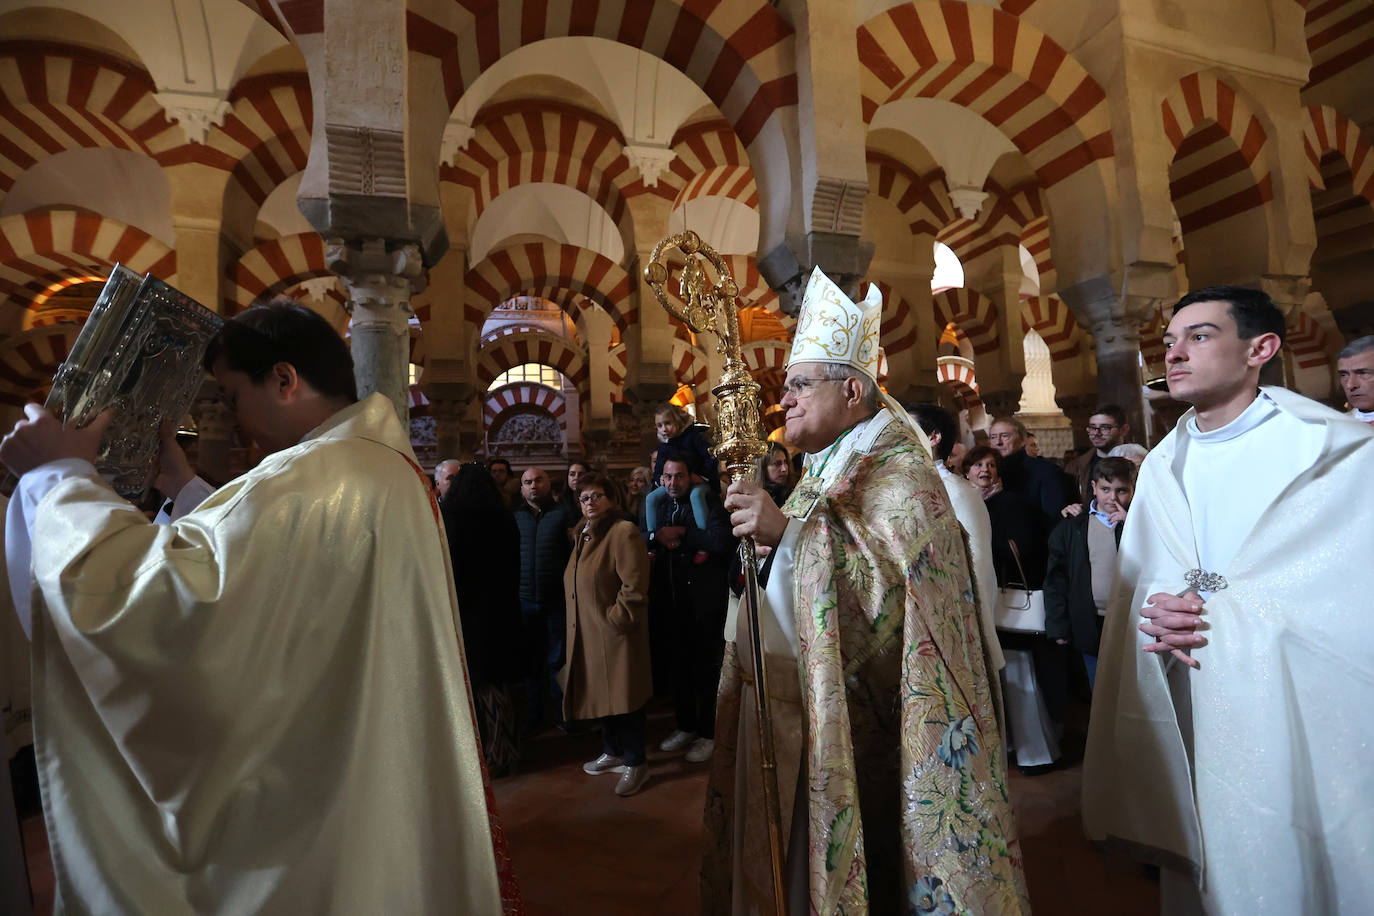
[3,281,1371,914]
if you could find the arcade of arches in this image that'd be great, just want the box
[2,0,1371,478]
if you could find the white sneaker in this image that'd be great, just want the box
[659,729,697,753]
[583,753,626,775]
[614,764,650,796]
[685,738,715,763]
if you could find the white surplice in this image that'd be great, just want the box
[1084,386,1374,915]
[10,394,503,915]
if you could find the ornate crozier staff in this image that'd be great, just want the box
[642,230,785,916]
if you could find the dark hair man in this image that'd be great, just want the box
[513,466,577,733]
[1084,285,1374,915]
[0,301,507,912]
[1337,334,1374,424]
[644,449,735,764]
[487,457,520,506]
[1063,404,1131,500]
[1044,457,1136,689]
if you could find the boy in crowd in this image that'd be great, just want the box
[1044,457,1136,688]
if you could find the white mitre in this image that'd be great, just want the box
[788,266,885,382]
[787,266,932,452]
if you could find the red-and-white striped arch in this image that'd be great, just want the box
[1139,308,1168,372]
[936,179,1045,269]
[1286,308,1334,370]
[1021,214,1054,292]
[1303,0,1374,89]
[228,232,329,312]
[936,355,982,408]
[484,381,568,428]
[463,242,635,332]
[171,73,313,208]
[607,339,711,398]
[871,280,919,357]
[659,121,757,210]
[1161,73,1274,236]
[858,2,1113,188]
[0,209,176,328]
[408,0,798,148]
[0,43,181,195]
[0,323,79,405]
[1302,104,1374,206]
[934,287,998,354]
[655,253,790,329]
[742,339,789,375]
[865,152,954,237]
[476,328,589,393]
[441,101,636,250]
[1019,295,1079,359]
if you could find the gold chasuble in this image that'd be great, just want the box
[24,394,507,914]
[704,410,1028,915]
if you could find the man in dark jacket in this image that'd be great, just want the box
[990,416,1073,521]
[644,450,735,763]
[513,466,577,733]
[1044,457,1135,689]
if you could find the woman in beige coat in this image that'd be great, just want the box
[563,473,653,796]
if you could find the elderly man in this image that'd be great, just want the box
[1084,286,1374,915]
[434,458,461,500]
[0,302,508,913]
[1338,335,1374,424]
[989,416,1070,520]
[707,269,1026,915]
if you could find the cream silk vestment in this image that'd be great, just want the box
[1083,386,1374,915]
[702,409,1027,916]
[10,394,505,914]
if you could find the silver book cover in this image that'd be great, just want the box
[45,265,224,500]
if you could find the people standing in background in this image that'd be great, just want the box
[989,417,1072,520]
[1337,335,1374,424]
[761,442,794,506]
[442,463,523,776]
[643,404,717,531]
[565,474,653,797]
[1064,406,1132,501]
[513,467,577,735]
[434,458,461,501]
[487,457,521,507]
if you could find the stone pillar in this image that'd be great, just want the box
[166,162,233,310]
[328,239,425,423]
[580,307,616,447]
[425,383,479,461]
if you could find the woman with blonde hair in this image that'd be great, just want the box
[563,473,654,796]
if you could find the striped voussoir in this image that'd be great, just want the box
[934,287,998,355]
[407,0,798,148]
[936,356,982,408]
[857,1,1113,188]
[1019,295,1080,360]
[1161,72,1273,237]
[657,120,757,209]
[1302,104,1374,207]
[1303,0,1374,88]
[484,381,568,430]
[872,281,918,359]
[1286,309,1335,370]
[606,338,710,401]
[228,232,330,313]
[0,323,79,404]
[477,326,589,395]
[463,242,636,332]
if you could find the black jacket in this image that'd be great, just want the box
[442,501,522,688]
[1043,511,1123,654]
[513,499,576,614]
[999,448,1073,521]
[644,489,735,616]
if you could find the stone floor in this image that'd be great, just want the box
[19,705,1158,915]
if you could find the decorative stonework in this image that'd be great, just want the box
[624,144,678,187]
[441,119,476,164]
[948,185,989,220]
[325,125,406,197]
[810,177,868,235]
[155,91,232,145]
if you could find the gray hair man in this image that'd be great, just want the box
[1337,335,1374,424]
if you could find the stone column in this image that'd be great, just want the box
[425,383,478,462]
[328,239,425,423]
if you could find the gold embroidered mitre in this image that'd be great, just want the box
[787,266,884,382]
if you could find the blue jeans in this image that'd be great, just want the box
[1082,652,1098,689]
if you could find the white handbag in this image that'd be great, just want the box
[995,541,1047,634]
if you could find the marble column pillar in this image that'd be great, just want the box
[328,239,425,424]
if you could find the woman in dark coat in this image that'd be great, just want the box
[563,473,653,797]
[964,444,1064,773]
[441,463,523,776]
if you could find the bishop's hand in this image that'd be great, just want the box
[1139,590,1207,668]
[0,404,113,477]
[724,480,787,548]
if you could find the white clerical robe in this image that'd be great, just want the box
[1084,386,1374,916]
[937,463,1005,671]
[11,394,503,915]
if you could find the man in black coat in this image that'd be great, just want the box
[644,449,736,764]
[990,416,1074,521]
[1044,457,1136,689]
[513,466,577,733]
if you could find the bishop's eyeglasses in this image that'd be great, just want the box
[781,377,842,399]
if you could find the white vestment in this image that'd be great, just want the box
[10,394,503,915]
[937,463,1006,671]
[1084,386,1374,915]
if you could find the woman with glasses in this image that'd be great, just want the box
[562,474,654,796]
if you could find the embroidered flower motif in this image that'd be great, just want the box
[937,716,981,770]
[909,875,956,915]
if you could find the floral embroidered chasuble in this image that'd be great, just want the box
[703,411,1028,915]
